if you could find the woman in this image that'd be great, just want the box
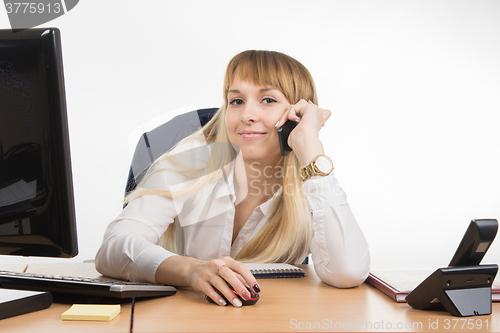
[95,50,370,307]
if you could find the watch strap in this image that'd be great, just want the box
[300,163,317,181]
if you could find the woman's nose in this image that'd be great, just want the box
[240,104,259,123]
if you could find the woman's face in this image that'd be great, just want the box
[226,77,290,166]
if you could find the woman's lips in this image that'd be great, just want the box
[239,131,266,140]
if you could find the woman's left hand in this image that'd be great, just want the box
[276,99,331,166]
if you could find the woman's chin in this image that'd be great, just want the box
[240,150,281,165]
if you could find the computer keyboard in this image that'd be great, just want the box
[0,270,176,299]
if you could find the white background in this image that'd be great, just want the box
[0,0,499,269]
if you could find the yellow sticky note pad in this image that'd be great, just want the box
[61,304,121,321]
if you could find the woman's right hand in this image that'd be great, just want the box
[156,255,260,307]
[189,256,260,307]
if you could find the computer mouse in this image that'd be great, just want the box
[206,283,259,306]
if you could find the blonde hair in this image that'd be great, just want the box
[128,50,316,264]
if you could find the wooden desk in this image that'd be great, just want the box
[0,264,498,332]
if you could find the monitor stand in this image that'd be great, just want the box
[0,288,53,320]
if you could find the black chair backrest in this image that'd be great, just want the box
[125,107,218,196]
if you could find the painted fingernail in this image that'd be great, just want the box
[252,283,261,293]
[275,120,280,128]
[218,298,227,306]
[241,290,251,300]
[233,298,242,307]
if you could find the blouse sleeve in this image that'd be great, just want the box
[302,173,370,288]
[94,194,178,283]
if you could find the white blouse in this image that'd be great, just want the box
[95,147,370,288]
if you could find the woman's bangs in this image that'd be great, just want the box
[229,57,282,91]
[224,50,315,105]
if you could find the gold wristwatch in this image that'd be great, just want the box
[300,155,334,181]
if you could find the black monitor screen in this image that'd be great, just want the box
[0,28,77,257]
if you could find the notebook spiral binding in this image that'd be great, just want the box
[250,268,305,279]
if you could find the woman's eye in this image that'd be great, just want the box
[263,97,277,104]
[229,98,243,106]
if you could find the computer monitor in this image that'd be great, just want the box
[0,28,78,258]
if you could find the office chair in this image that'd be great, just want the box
[124,107,309,264]
[125,107,218,195]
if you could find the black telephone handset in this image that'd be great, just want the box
[448,219,498,267]
[277,120,299,156]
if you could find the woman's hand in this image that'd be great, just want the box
[276,99,331,166]
[156,255,259,307]
[190,256,260,307]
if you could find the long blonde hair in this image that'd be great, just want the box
[128,50,317,264]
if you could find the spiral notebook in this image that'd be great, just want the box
[245,263,305,278]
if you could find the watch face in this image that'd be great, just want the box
[315,156,333,174]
